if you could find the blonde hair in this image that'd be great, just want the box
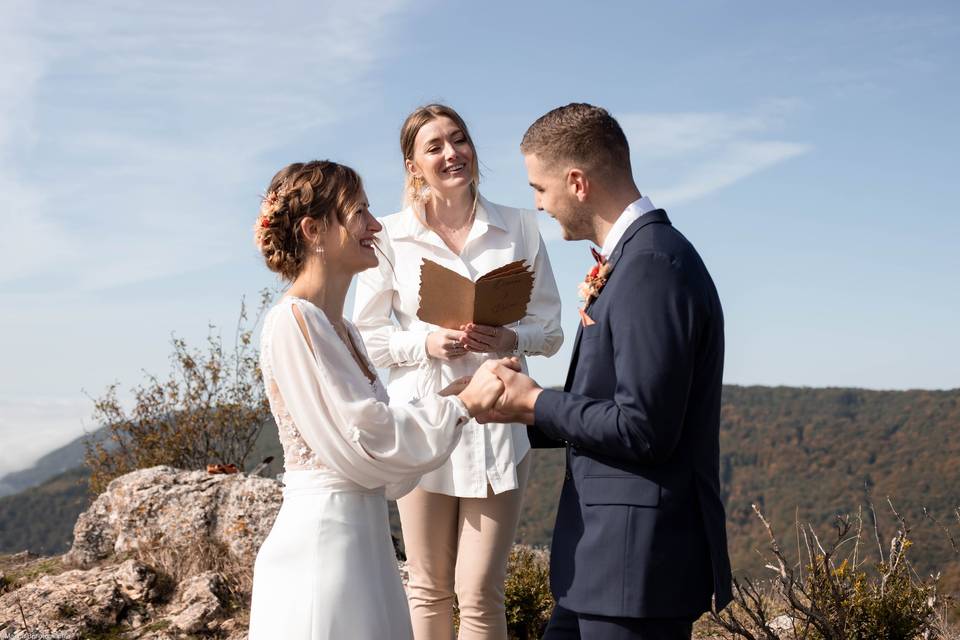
[400,104,481,210]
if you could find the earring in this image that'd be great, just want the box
[410,174,429,202]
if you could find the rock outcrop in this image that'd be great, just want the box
[66,466,281,569]
[0,466,282,639]
[0,465,555,639]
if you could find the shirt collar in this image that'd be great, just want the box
[393,193,507,241]
[467,195,508,244]
[599,195,656,258]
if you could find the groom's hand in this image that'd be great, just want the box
[476,360,541,425]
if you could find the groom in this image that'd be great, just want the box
[486,104,733,639]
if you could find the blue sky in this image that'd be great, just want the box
[1,0,957,476]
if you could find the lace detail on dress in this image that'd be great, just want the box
[260,299,389,471]
[261,305,325,470]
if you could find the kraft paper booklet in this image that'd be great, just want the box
[416,259,535,330]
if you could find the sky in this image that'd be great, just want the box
[1,0,958,477]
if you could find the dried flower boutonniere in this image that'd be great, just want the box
[577,247,613,325]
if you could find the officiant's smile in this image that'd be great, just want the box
[405,116,477,192]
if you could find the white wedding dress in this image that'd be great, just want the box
[248,297,468,639]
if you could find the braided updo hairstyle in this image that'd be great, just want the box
[253,160,364,281]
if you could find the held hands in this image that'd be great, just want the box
[459,323,518,354]
[476,359,542,425]
[455,357,523,418]
[439,376,472,397]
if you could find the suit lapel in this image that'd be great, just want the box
[563,322,584,391]
[604,209,670,273]
[561,210,672,393]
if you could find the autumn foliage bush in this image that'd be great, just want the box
[84,291,274,494]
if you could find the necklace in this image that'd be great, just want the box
[426,204,475,256]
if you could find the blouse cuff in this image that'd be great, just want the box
[446,395,472,426]
[388,329,431,365]
[513,324,545,356]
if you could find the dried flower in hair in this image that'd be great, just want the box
[253,182,289,251]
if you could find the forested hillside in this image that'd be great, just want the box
[3,386,957,592]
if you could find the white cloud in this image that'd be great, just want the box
[0,2,70,283]
[656,140,810,204]
[619,101,811,205]
[0,0,412,291]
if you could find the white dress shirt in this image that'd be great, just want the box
[599,195,657,258]
[352,195,563,497]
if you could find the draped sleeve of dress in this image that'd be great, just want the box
[249,296,472,640]
[262,296,469,498]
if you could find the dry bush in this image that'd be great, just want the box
[702,499,959,639]
[84,291,275,494]
[132,535,253,607]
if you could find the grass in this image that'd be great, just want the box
[0,553,66,590]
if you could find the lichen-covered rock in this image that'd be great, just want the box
[1,467,280,638]
[219,616,249,640]
[0,564,128,635]
[65,465,282,568]
[165,571,227,633]
[115,558,158,602]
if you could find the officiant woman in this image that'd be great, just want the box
[353,104,562,639]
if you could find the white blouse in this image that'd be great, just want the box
[260,296,470,500]
[352,196,563,497]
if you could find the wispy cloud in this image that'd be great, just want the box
[0,0,411,291]
[0,2,70,284]
[619,101,811,205]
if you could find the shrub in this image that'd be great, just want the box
[84,291,275,494]
[504,544,554,639]
[451,544,554,639]
[704,500,953,639]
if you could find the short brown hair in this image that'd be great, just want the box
[253,160,364,281]
[520,103,631,175]
[400,104,480,207]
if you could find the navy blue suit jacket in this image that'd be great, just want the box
[530,210,733,619]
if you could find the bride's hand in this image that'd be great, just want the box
[426,329,468,361]
[457,361,505,417]
[439,376,472,397]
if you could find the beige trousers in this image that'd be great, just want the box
[397,455,531,640]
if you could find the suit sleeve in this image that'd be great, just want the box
[533,252,698,465]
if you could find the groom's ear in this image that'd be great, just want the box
[567,168,589,202]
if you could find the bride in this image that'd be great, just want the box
[247,160,511,639]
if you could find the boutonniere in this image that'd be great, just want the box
[577,247,613,307]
